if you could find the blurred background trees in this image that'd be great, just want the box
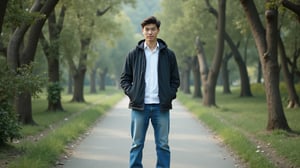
[0,0,299,144]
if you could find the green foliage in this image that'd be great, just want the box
[0,60,45,145]
[47,82,63,104]
[5,0,46,28]
[0,105,21,145]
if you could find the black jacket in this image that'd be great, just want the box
[120,39,180,111]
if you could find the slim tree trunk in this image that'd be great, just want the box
[0,0,8,34]
[99,67,107,91]
[68,67,73,94]
[192,55,202,98]
[72,71,85,102]
[195,36,209,102]
[222,53,232,94]
[90,68,97,93]
[203,0,226,106]
[278,35,300,108]
[71,38,90,102]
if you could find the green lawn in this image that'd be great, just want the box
[178,84,300,168]
[2,84,299,168]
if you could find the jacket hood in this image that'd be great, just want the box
[137,38,168,50]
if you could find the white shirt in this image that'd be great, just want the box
[144,42,160,104]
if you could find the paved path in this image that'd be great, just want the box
[63,97,237,168]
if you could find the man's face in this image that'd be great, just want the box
[142,24,159,42]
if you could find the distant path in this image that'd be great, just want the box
[62,97,238,168]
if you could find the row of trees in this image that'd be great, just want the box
[0,0,299,144]
[0,0,139,144]
[157,0,299,131]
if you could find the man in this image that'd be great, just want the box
[120,16,180,168]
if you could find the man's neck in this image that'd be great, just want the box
[146,40,157,50]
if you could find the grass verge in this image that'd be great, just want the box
[5,87,123,168]
[177,85,300,168]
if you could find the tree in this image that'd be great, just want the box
[39,4,66,111]
[7,0,59,124]
[61,0,134,102]
[239,0,290,131]
[200,0,226,106]
[0,0,9,34]
[205,0,252,97]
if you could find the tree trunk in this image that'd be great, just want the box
[265,6,290,130]
[222,53,232,94]
[7,0,59,124]
[240,0,290,131]
[15,92,36,125]
[278,35,300,108]
[182,57,192,94]
[68,67,73,94]
[0,0,8,34]
[192,55,202,98]
[204,0,226,106]
[195,36,209,103]
[90,68,97,93]
[72,70,85,102]
[40,6,65,111]
[206,0,252,97]
[71,38,90,102]
[224,35,252,97]
[256,60,262,83]
[46,57,64,111]
[99,67,107,91]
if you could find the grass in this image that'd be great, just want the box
[178,84,300,168]
[4,87,124,168]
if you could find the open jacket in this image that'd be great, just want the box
[120,39,180,111]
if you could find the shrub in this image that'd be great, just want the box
[0,59,45,145]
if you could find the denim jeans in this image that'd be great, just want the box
[129,104,170,168]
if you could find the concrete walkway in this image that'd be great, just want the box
[62,97,238,168]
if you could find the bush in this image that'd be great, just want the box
[0,59,45,145]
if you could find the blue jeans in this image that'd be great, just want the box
[129,104,170,168]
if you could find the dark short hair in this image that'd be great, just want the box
[141,16,161,28]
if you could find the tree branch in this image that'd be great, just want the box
[281,0,300,22]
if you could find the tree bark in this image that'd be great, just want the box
[182,57,192,94]
[256,59,262,83]
[0,0,8,34]
[203,0,226,106]
[71,38,90,102]
[15,92,35,125]
[195,36,209,103]
[222,53,232,94]
[265,6,290,130]
[278,35,300,108]
[68,67,73,94]
[240,0,290,131]
[192,55,202,98]
[90,68,97,93]
[99,67,107,91]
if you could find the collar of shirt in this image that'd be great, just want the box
[144,42,159,52]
